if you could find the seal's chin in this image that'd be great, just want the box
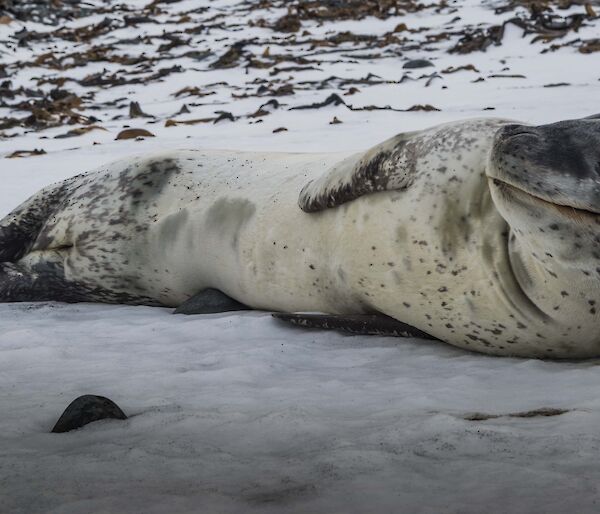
[489,177,600,221]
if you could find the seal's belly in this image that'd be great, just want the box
[138,151,365,310]
[48,150,352,308]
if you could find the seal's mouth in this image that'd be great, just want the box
[490,177,600,220]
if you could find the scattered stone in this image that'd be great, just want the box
[213,111,235,123]
[403,59,434,69]
[275,0,430,23]
[273,13,302,33]
[290,93,346,110]
[249,107,271,118]
[211,41,247,69]
[329,116,342,124]
[166,118,207,126]
[442,64,479,74]
[54,125,107,138]
[0,0,596,144]
[269,84,295,96]
[6,149,46,158]
[488,73,526,79]
[257,99,280,113]
[173,86,215,98]
[585,3,597,17]
[450,24,505,54]
[174,288,250,315]
[51,395,127,433]
[273,127,288,133]
[579,38,600,53]
[405,104,440,112]
[129,101,153,118]
[115,128,155,140]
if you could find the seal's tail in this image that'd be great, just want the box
[0,179,73,263]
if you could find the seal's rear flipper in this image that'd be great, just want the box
[0,179,74,262]
[0,262,37,302]
[0,261,89,303]
[272,312,437,340]
[174,288,250,315]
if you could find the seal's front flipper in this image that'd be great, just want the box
[272,312,437,340]
[174,288,250,315]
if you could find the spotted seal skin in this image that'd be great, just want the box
[2,117,600,358]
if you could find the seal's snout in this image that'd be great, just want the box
[491,118,600,215]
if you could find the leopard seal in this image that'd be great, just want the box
[2,116,600,358]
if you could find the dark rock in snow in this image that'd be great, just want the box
[174,288,250,315]
[402,59,434,69]
[51,395,127,433]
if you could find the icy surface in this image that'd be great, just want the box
[4,303,600,514]
[2,0,600,512]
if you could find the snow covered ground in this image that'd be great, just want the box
[2,0,600,512]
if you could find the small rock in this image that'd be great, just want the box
[51,395,127,433]
[273,13,301,33]
[402,59,434,69]
[329,116,342,124]
[6,149,46,158]
[273,127,288,133]
[174,288,249,315]
[405,104,440,112]
[116,128,155,140]
[54,125,107,139]
[129,101,153,118]
[213,111,235,124]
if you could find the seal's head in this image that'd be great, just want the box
[488,117,600,217]
[487,117,600,239]
[486,115,600,345]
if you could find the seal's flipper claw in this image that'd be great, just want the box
[272,312,437,340]
[174,288,250,315]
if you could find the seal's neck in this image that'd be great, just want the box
[508,228,600,325]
